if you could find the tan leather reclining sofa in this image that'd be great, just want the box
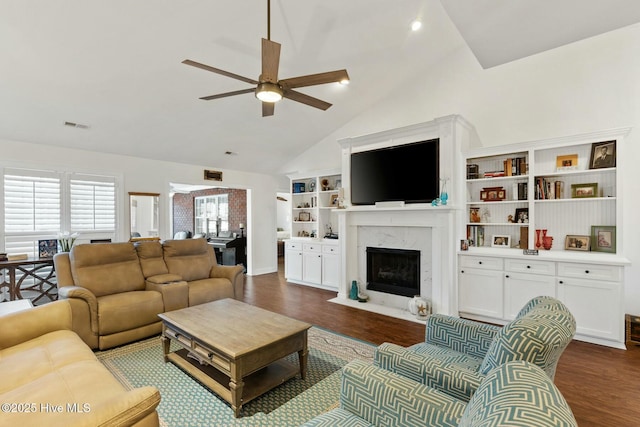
[54,238,245,350]
[0,300,161,427]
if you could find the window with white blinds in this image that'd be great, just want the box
[70,176,116,231]
[3,168,117,256]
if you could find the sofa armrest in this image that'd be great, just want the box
[81,386,161,426]
[146,279,188,312]
[0,300,72,350]
[340,360,465,427]
[58,285,99,333]
[375,342,484,402]
[210,264,245,299]
[426,314,500,359]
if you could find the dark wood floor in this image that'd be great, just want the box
[243,261,640,427]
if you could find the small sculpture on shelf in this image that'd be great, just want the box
[481,207,491,223]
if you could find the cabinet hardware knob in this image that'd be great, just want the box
[585,270,590,274]
[461,270,465,273]
[526,265,531,269]
[559,280,564,284]
[478,261,482,265]
[505,275,510,278]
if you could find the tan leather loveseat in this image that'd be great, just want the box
[0,300,160,427]
[54,239,244,350]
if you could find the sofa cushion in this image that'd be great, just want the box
[188,278,234,306]
[163,239,215,282]
[2,359,160,427]
[135,241,170,277]
[0,330,96,394]
[408,342,484,372]
[70,243,146,297]
[97,291,164,335]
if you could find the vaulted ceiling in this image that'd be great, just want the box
[2,0,639,175]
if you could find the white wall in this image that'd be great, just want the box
[0,138,279,276]
[280,23,640,314]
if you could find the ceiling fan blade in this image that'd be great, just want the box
[199,88,255,101]
[262,102,275,117]
[282,88,332,111]
[261,38,281,83]
[182,59,258,85]
[279,69,349,89]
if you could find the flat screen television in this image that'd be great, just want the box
[350,138,439,205]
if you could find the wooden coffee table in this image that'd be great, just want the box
[158,298,311,417]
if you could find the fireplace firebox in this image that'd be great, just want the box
[366,247,420,297]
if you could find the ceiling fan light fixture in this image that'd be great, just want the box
[255,82,283,102]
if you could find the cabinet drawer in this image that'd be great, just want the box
[286,241,302,251]
[557,262,621,281]
[322,244,340,254]
[505,259,555,276]
[459,255,503,270]
[303,243,322,253]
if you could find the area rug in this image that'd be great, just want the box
[96,327,374,427]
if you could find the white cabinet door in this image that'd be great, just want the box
[303,252,322,284]
[285,249,303,281]
[321,252,339,289]
[558,277,622,342]
[459,267,504,319]
[504,272,556,320]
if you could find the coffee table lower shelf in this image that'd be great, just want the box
[167,349,300,415]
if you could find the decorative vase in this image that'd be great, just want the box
[439,178,449,206]
[543,236,553,250]
[350,281,359,300]
[535,229,542,248]
[408,295,431,319]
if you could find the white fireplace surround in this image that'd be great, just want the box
[330,115,479,320]
[335,206,457,319]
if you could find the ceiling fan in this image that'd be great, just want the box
[182,0,349,117]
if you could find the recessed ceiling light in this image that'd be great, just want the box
[411,20,422,32]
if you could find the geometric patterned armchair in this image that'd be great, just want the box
[301,359,577,427]
[375,296,576,402]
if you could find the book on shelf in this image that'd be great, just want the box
[7,253,29,261]
[535,178,564,199]
[466,225,485,247]
[501,157,528,176]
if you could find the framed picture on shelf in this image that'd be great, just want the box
[480,187,506,202]
[298,211,311,222]
[564,235,590,251]
[491,235,510,248]
[589,140,616,169]
[38,239,58,258]
[591,225,616,253]
[460,239,469,251]
[514,208,529,224]
[330,194,339,205]
[556,154,578,171]
[469,207,481,223]
[571,182,598,198]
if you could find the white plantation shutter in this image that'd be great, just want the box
[4,171,61,256]
[70,175,116,231]
[4,172,61,233]
[3,169,118,256]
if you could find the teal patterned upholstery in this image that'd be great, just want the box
[301,360,577,427]
[375,296,576,401]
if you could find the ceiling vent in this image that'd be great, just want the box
[204,170,223,181]
[64,121,89,129]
